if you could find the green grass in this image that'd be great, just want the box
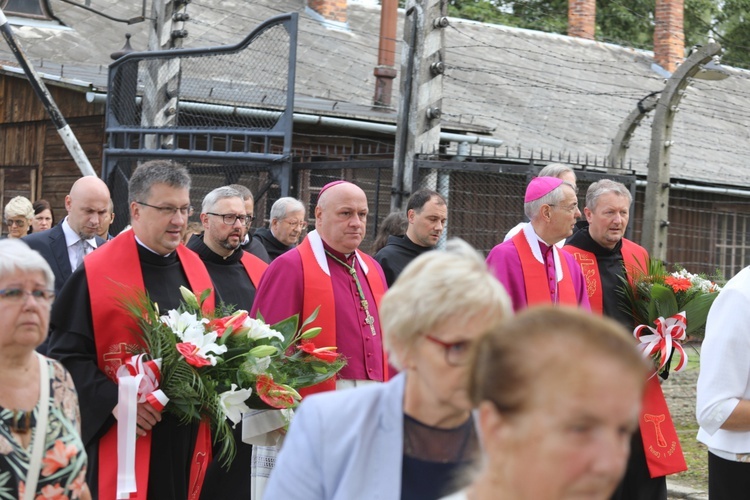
[672,424,708,491]
[667,344,708,492]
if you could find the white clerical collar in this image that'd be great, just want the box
[522,223,563,283]
[306,230,368,277]
[134,234,174,257]
[61,217,98,249]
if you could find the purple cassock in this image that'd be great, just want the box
[250,230,387,382]
[486,224,590,312]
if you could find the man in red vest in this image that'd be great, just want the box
[186,185,268,500]
[48,160,216,500]
[565,179,680,500]
[486,176,589,311]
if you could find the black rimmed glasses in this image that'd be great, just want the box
[424,335,472,366]
[0,288,55,304]
[136,201,194,217]
[206,212,253,226]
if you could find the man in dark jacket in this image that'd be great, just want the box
[374,189,447,286]
[254,197,306,261]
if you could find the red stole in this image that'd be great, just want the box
[297,237,388,396]
[564,238,648,313]
[511,231,577,306]
[239,251,268,287]
[564,238,686,478]
[86,230,216,500]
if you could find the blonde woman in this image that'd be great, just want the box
[4,196,33,238]
[264,239,512,500]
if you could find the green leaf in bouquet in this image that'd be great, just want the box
[179,286,201,311]
[269,315,301,348]
[204,395,236,468]
[299,327,323,340]
[617,275,649,326]
[198,288,213,309]
[682,292,719,335]
[648,283,678,321]
[300,306,320,329]
[248,345,278,357]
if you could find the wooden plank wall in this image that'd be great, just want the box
[0,74,105,235]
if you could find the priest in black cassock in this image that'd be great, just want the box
[374,189,447,286]
[186,186,268,499]
[48,160,217,500]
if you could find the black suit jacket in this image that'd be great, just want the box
[23,224,106,295]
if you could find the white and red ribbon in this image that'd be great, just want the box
[115,354,169,499]
[633,311,688,374]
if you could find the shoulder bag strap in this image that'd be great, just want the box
[24,353,50,500]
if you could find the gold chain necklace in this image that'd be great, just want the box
[325,250,377,336]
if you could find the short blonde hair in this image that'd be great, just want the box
[4,196,34,221]
[380,238,512,369]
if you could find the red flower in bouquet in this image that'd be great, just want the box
[619,259,723,374]
[256,374,301,409]
[664,276,692,293]
[298,340,339,363]
[120,286,347,467]
[175,342,214,367]
[208,310,249,337]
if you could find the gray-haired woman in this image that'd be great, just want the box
[0,239,90,499]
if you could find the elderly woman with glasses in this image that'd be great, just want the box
[263,239,512,500]
[0,239,90,499]
[442,307,647,500]
[4,196,34,239]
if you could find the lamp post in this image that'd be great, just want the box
[641,41,723,261]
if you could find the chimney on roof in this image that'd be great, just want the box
[654,0,685,73]
[308,0,348,23]
[568,0,595,40]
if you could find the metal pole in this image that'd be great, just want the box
[642,42,722,261]
[0,8,96,177]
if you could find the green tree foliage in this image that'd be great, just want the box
[439,0,747,69]
[713,0,750,69]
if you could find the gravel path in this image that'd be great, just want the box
[661,347,708,499]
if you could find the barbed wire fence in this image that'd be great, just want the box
[77,0,750,277]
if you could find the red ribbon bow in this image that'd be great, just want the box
[633,311,688,374]
[117,353,168,411]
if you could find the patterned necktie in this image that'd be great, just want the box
[75,239,91,269]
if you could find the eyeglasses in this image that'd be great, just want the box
[0,288,55,303]
[5,219,27,227]
[206,212,253,226]
[424,335,472,366]
[136,201,194,217]
[283,219,307,229]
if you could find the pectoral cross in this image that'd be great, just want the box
[364,311,376,336]
[325,250,379,337]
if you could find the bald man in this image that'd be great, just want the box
[250,180,389,394]
[24,175,111,353]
